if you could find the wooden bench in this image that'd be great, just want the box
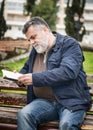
[0,40,29,52]
[0,75,93,130]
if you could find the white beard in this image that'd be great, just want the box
[33,37,49,54]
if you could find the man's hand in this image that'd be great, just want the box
[18,73,33,86]
[13,70,26,87]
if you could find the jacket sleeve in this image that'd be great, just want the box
[32,37,84,87]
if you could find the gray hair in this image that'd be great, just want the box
[23,16,51,34]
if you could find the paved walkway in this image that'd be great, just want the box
[0,52,30,64]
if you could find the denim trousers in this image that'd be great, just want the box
[17,99,85,130]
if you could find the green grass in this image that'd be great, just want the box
[83,51,93,74]
[0,58,27,77]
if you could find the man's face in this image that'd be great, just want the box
[26,25,49,53]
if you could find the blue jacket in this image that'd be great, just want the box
[20,32,91,112]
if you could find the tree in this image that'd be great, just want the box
[24,0,36,15]
[64,0,86,42]
[0,0,7,40]
[24,0,59,31]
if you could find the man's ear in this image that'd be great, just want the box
[42,26,48,32]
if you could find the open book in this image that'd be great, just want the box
[2,69,22,81]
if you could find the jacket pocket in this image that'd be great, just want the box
[48,57,61,69]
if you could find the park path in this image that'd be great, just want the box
[0,51,30,64]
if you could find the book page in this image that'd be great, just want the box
[2,69,22,81]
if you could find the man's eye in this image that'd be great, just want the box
[29,35,36,41]
[31,36,35,39]
[28,36,35,41]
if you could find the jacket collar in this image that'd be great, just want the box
[51,32,65,52]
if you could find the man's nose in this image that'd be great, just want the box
[29,39,35,45]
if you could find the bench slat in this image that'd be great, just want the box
[87,74,93,81]
[0,123,93,130]
[0,85,26,91]
[39,122,93,130]
[84,114,93,120]
[0,123,17,130]
[0,106,21,113]
[83,120,93,125]
[0,111,17,124]
[80,124,93,130]
[89,84,93,96]
[0,92,26,106]
[89,104,93,112]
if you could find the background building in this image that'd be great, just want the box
[83,0,93,43]
[0,0,93,43]
[0,0,29,39]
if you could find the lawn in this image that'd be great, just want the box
[0,51,93,77]
[83,51,93,74]
[0,58,27,77]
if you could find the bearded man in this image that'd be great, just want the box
[17,17,91,130]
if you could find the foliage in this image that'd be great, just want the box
[0,0,7,39]
[24,0,36,15]
[24,0,59,31]
[64,0,86,42]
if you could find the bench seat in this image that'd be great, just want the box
[0,78,93,130]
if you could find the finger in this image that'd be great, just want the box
[13,70,17,73]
